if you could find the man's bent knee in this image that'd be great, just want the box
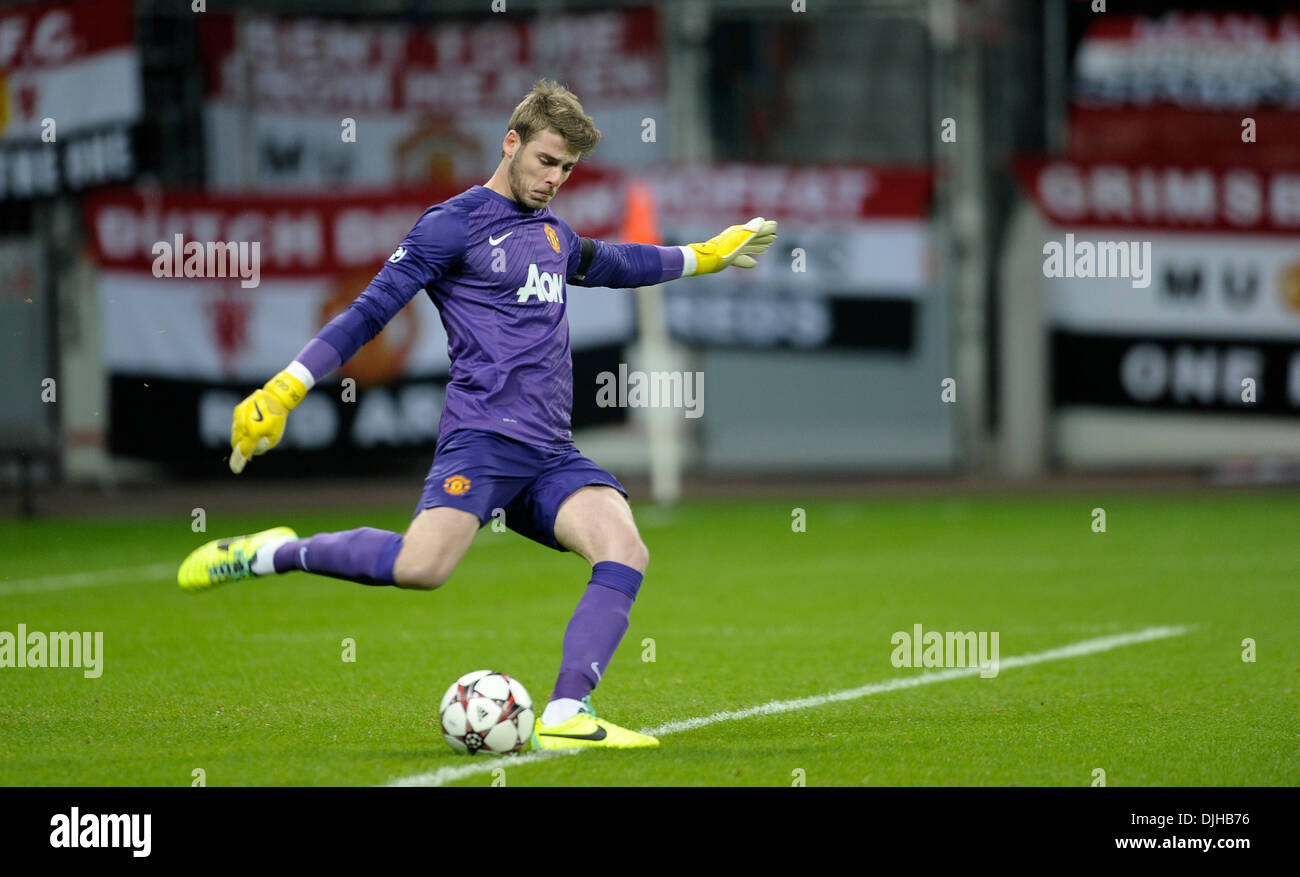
[392,506,479,590]
[627,538,650,575]
[392,549,459,591]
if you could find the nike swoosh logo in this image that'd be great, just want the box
[252,402,264,422]
[591,661,602,681]
[299,546,309,571]
[488,232,513,245]
[537,726,608,741]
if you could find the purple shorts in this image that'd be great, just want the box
[414,428,627,551]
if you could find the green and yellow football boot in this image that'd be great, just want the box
[531,696,659,750]
[177,526,297,593]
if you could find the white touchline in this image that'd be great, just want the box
[0,563,176,596]
[386,625,1191,788]
[0,538,505,598]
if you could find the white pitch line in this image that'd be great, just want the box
[0,563,177,596]
[0,538,504,597]
[388,746,585,787]
[388,624,1190,788]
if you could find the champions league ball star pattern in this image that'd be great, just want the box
[439,670,535,755]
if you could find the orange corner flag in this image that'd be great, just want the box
[620,179,661,246]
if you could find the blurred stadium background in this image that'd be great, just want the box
[3,0,1299,792]
[4,0,1300,512]
[6,0,1300,517]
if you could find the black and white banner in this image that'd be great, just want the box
[107,345,626,468]
[1055,333,1300,416]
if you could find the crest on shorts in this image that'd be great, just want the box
[443,475,471,496]
[545,225,561,253]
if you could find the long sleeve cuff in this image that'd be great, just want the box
[655,244,686,282]
[290,337,344,385]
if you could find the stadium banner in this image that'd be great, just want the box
[554,162,933,352]
[0,0,140,199]
[83,182,635,465]
[197,8,666,190]
[1018,157,1300,417]
[1068,11,1300,165]
[84,162,930,463]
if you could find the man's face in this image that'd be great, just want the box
[506,129,579,209]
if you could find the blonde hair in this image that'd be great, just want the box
[504,79,601,157]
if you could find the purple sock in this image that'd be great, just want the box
[551,561,644,702]
[272,527,403,587]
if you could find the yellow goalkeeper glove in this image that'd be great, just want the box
[681,216,778,276]
[229,368,308,474]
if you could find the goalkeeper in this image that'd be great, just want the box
[178,79,777,750]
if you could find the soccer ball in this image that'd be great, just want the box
[439,670,535,755]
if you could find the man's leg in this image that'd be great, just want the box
[180,428,517,594]
[178,506,479,592]
[270,506,480,589]
[391,507,481,589]
[542,485,649,724]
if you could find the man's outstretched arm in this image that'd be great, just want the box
[228,205,464,473]
[565,216,779,289]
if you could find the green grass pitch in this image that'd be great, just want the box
[1,492,1296,786]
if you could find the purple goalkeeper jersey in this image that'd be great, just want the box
[296,185,684,448]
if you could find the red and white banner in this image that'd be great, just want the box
[85,184,463,278]
[1068,12,1300,163]
[0,0,139,140]
[85,160,930,383]
[1072,13,1300,112]
[1020,156,1300,416]
[84,179,637,385]
[87,162,933,288]
[85,178,640,460]
[197,8,667,190]
[555,162,934,297]
[199,10,664,115]
[1020,158,1300,336]
[0,0,140,198]
[85,162,936,458]
[560,163,931,227]
[1017,158,1300,236]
